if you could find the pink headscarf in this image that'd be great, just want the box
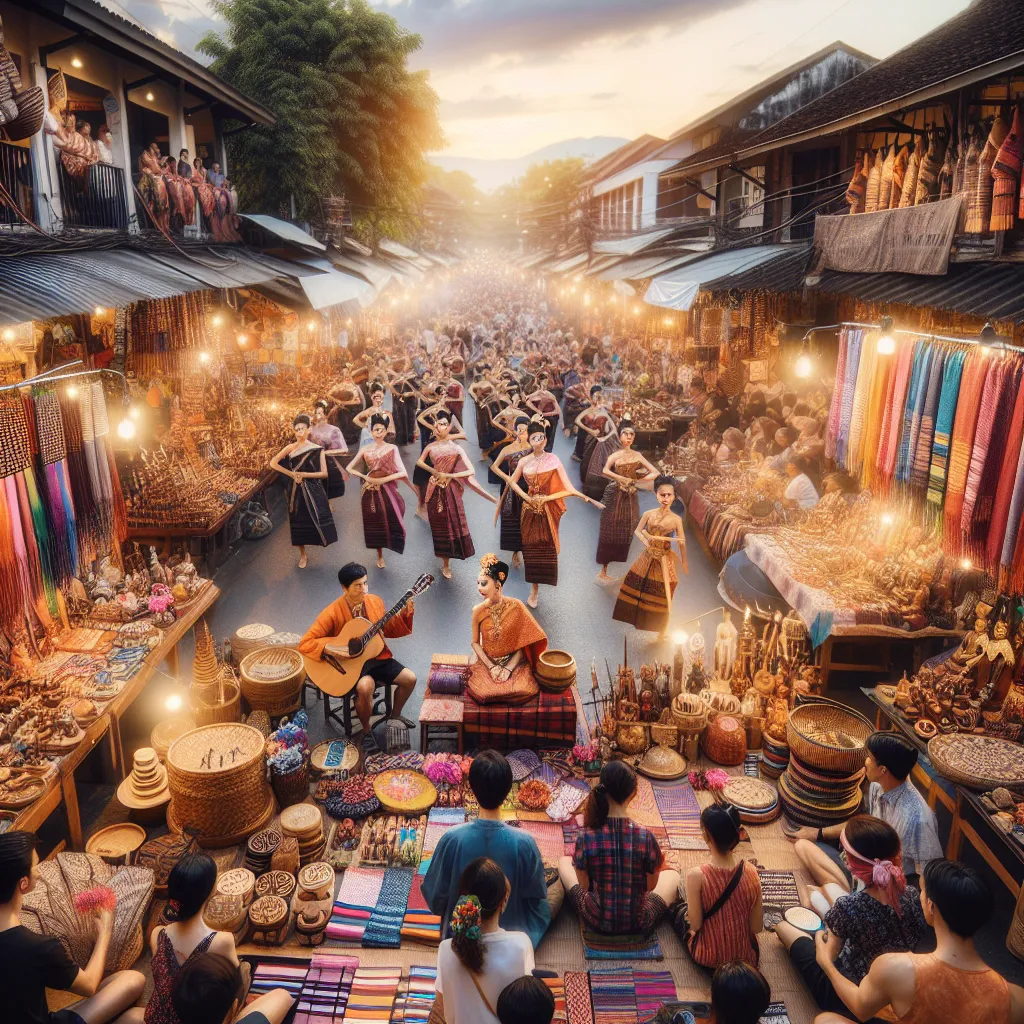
[840,828,907,917]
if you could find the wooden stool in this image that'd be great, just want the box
[318,682,395,736]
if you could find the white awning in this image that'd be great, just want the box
[548,252,588,274]
[379,239,423,261]
[592,228,677,257]
[238,214,326,251]
[644,245,792,310]
[299,268,373,310]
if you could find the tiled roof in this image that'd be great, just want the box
[740,0,1024,152]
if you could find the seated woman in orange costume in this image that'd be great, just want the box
[466,554,548,706]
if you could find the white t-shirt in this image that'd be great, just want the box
[436,928,534,1024]
[784,473,819,509]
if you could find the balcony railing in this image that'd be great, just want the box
[58,161,129,230]
[0,140,34,226]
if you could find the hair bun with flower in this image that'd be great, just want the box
[480,553,508,583]
[450,895,482,940]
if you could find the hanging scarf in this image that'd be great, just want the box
[987,371,1024,573]
[916,131,946,204]
[897,343,933,484]
[835,329,864,469]
[865,150,883,213]
[858,339,894,488]
[846,152,868,213]
[992,107,1021,232]
[927,349,966,507]
[911,346,947,491]
[825,328,849,460]
[59,390,100,569]
[938,142,956,201]
[840,829,907,919]
[875,339,916,488]
[899,142,921,208]
[878,147,895,209]
[961,136,981,232]
[890,146,909,207]
[847,331,879,475]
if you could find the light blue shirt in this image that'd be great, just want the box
[867,779,944,875]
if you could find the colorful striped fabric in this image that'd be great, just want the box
[293,952,358,1024]
[589,967,638,1024]
[942,351,990,538]
[987,380,1024,572]
[345,966,401,1022]
[875,338,916,486]
[401,875,442,946]
[650,780,706,850]
[856,339,893,486]
[582,926,663,960]
[834,328,864,469]
[327,866,385,945]
[363,868,413,948]
[825,328,850,461]
[927,349,966,505]
[390,965,437,1024]
[543,976,567,1023]
[565,971,594,1024]
[896,342,933,484]
[910,346,947,490]
[633,971,676,1020]
[845,331,878,473]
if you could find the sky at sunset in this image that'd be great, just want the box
[112,0,971,159]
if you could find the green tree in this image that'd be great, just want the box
[516,157,584,251]
[199,0,443,247]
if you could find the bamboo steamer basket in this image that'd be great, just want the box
[535,650,576,693]
[787,702,873,775]
[151,716,196,762]
[240,646,306,715]
[166,723,274,848]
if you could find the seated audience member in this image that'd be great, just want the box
[769,425,799,466]
[679,805,762,968]
[170,953,292,1024]
[496,975,555,1024]
[775,816,926,1022]
[436,858,533,1024]
[715,428,746,465]
[782,457,819,510]
[423,750,550,947]
[558,761,679,936]
[709,961,772,1024]
[145,854,241,1024]
[0,830,145,1024]
[813,859,1024,1024]
[790,732,942,885]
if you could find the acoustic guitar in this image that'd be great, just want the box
[303,573,434,698]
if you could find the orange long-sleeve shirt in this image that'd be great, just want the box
[298,593,414,662]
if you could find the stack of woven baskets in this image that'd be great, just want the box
[231,623,277,663]
[671,693,707,759]
[191,620,241,726]
[777,703,872,828]
[166,723,275,847]
[240,647,306,717]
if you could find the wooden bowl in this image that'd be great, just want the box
[536,650,576,691]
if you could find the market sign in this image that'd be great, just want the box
[812,194,963,277]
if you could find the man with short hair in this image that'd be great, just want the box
[172,951,292,1024]
[790,731,943,887]
[208,162,225,187]
[814,859,1023,1024]
[0,831,145,1024]
[422,750,550,947]
[176,148,191,178]
[299,562,416,751]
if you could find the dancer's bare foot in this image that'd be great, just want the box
[377,555,386,569]
[511,551,522,569]
[596,571,614,584]
[415,506,428,521]
[298,552,308,569]
[442,565,453,580]
[527,586,539,609]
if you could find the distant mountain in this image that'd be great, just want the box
[432,136,630,192]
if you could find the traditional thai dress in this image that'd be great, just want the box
[520,456,566,586]
[331,387,363,449]
[466,598,548,706]
[359,408,394,449]
[498,447,528,554]
[575,408,601,466]
[424,442,475,560]
[309,421,347,498]
[360,444,406,554]
[612,521,679,633]
[584,429,621,501]
[283,446,338,549]
[596,459,644,566]
[191,168,217,232]
[393,381,418,446]
[445,381,465,424]
[532,394,561,452]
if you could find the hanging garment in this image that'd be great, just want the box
[916,132,946,204]
[895,343,933,484]
[926,350,966,507]
[889,146,909,208]
[992,108,1022,232]
[846,331,878,475]
[987,375,1024,571]
[875,339,917,487]
[910,346,947,491]
[943,351,993,542]
[825,328,850,460]
[899,143,921,208]
[938,142,956,200]
[857,340,894,488]
[961,136,981,232]
[835,329,864,469]
[865,150,883,212]
[846,152,868,213]
[878,147,896,209]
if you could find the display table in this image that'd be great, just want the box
[12,584,220,849]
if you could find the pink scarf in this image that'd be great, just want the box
[840,829,907,917]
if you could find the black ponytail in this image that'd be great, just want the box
[166,853,218,922]
[701,803,741,853]
[584,761,637,829]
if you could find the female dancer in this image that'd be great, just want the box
[387,369,419,446]
[352,381,395,447]
[414,385,466,518]
[269,413,337,569]
[490,415,531,568]
[574,385,611,471]
[509,416,602,608]
[613,475,687,637]
[416,409,497,579]
[595,418,658,583]
[525,373,561,452]
[309,399,348,502]
[577,392,620,500]
[326,375,365,450]
[345,414,414,569]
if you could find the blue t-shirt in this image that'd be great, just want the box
[421,818,550,948]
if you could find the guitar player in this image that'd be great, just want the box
[298,562,416,752]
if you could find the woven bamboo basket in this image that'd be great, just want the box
[192,667,242,727]
[232,623,277,664]
[166,723,274,848]
[536,650,576,693]
[927,734,1024,791]
[151,716,196,761]
[787,703,873,775]
[672,693,708,732]
[701,714,747,766]
[270,758,312,808]
[240,647,306,715]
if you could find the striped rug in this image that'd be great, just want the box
[650,780,707,850]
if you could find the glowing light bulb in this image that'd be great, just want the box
[672,630,687,647]
[877,333,896,355]
[116,417,136,440]
[307,320,317,332]
[129,405,141,420]
[880,513,894,526]
[211,314,223,327]
[270,402,278,412]
[93,306,105,316]
[66,385,78,398]
[795,354,812,378]
[632,306,641,315]
[165,693,183,712]
[663,318,674,326]
[961,558,972,570]
[145,91,154,101]
[1,328,13,342]
[71,58,83,69]
[198,351,210,364]
[237,334,248,346]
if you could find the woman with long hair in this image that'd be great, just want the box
[145,854,242,1024]
[268,413,337,569]
[775,815,926,1020]
[490,416,531,568]
[558,761,679,936]
[682,805,763,969]
[435,858,534,1024]
[352,381,395,448]
[309,399,348,502]
[709,962,772,1024]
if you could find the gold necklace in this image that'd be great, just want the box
[489,597,508,636]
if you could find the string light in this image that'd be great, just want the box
[961,558,972,570]
[672,630,688,647]
[211,314,223,327]
[198,351,210,364]
[93,306,105,316]
[116,416,136,440]
[795,353,812,378]
[165,693,183,712]
[66,385,78,398]
[877,315,896,355]
[880,512,894,525]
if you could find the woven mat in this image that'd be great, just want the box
[590,966,639,1024]
[362,867,413,949]
[634,970,676,1019]
[628,774,664,828]
[519,819,569,867]
[650,780,707,850]
[759,869,801,930]
[583,922,663,961]
[564,971,593,1024]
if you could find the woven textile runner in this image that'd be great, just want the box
[760,1003,792,1024]
[896,342,932,483]
[927,349,966,505]
[294,952,358,1024]
[543,976,567,1023]
[589,967,639,1024]
[858,342,893,488]
[389,965,437,1023]
[519,820,570,867]
[563,819,580,856]
[911,345,947,490]
[582,924,663,960]
[874,338,916,486]
[249,960,308,1000]
[633,971,676,1020]
[650,780,706,850]
[565,971,595,1024]
[987,378,1024,571]
[401,875,441,946]
[943,351,991,541]
[327,866,385,944]
[960,359,1012,536]
[628,774,663,828]
[344,966,401,1022]
[758,869,801,929]
[846,333,879,476]
[363,868,413,948]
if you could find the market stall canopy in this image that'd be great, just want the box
[289,258,374,311]
[548,252,589,275]
[145,249,322,291]
[239,215,326,252]
[644,245,794,311]
[592,249,706,282]
[592,228,678,257]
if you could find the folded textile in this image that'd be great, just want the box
[362,867,413,948]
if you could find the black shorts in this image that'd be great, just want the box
[50,1010,86,1024]
[362,657,406,686]
[788,937,887,1024]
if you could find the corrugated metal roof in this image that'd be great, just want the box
[702,245,811,294]
[592,228,678,257]
[239,215,326,251]
[812,261,1024,320]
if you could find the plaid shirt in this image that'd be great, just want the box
[573,817,664,933]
